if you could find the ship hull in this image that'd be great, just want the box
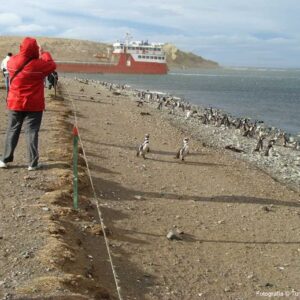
[56,53,168,74]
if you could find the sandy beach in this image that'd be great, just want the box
[0,77,299,299]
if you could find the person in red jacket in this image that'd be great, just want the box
[0,37,56,170]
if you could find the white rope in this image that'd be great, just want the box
[60,78,123,300]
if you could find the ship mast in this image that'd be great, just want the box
[125,32,132,47]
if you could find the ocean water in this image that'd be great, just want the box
[66,68,300,135]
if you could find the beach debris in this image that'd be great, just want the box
[225,145,245,153]
[264,282,274,288]
[140,112,151,116]
[167,226,184,240]
[262,205,274,212]
[137,99,144,107]
[136,134,150,159]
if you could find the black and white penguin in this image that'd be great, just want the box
[264,138,276,156]
[175,138,189,161]
[254,131,266,152]
[137,134,150,159]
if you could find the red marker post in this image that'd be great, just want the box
[73,126,79,210]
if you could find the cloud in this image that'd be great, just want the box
[0,13,22,26]
[8,24,56,34]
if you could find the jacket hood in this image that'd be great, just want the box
[19,37,39,59]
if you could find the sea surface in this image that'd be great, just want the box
[65,68,300,135]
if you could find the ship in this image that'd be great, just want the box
[56,40,168,74]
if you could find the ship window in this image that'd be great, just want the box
[146,56,149,59]
[154,56,157,59]
[138,55,141,58]
[142,56,145,58]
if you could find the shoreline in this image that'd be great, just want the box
[78,77,300,193]
[67,68,300,137]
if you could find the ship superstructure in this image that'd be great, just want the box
[56,39,168,74]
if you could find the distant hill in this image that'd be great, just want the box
[163,43,219,69]
[0,36,219,70]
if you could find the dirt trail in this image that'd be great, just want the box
[0,78,299,300]
[0,83,113,300]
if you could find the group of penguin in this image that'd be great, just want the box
[137,134,189,161]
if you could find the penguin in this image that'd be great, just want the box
[175,138,189,161]
[264,138,276,156]
[254,133,265,152]
[137,134,150,159]
[185,109,192,120]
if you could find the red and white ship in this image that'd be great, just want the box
[56,40,168,74]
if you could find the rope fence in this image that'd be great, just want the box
[61,78,123,300]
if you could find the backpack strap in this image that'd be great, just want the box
[9,58,33,85]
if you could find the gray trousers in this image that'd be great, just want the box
[2,111,43,167]
[4,74,9,94]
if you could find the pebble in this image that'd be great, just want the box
[22,251,32,259]
[42,207,50,211]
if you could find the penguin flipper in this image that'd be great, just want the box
[137,145,142,156]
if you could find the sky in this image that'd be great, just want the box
[0,0,300,68]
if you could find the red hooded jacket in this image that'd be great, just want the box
[7,37,56,111]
